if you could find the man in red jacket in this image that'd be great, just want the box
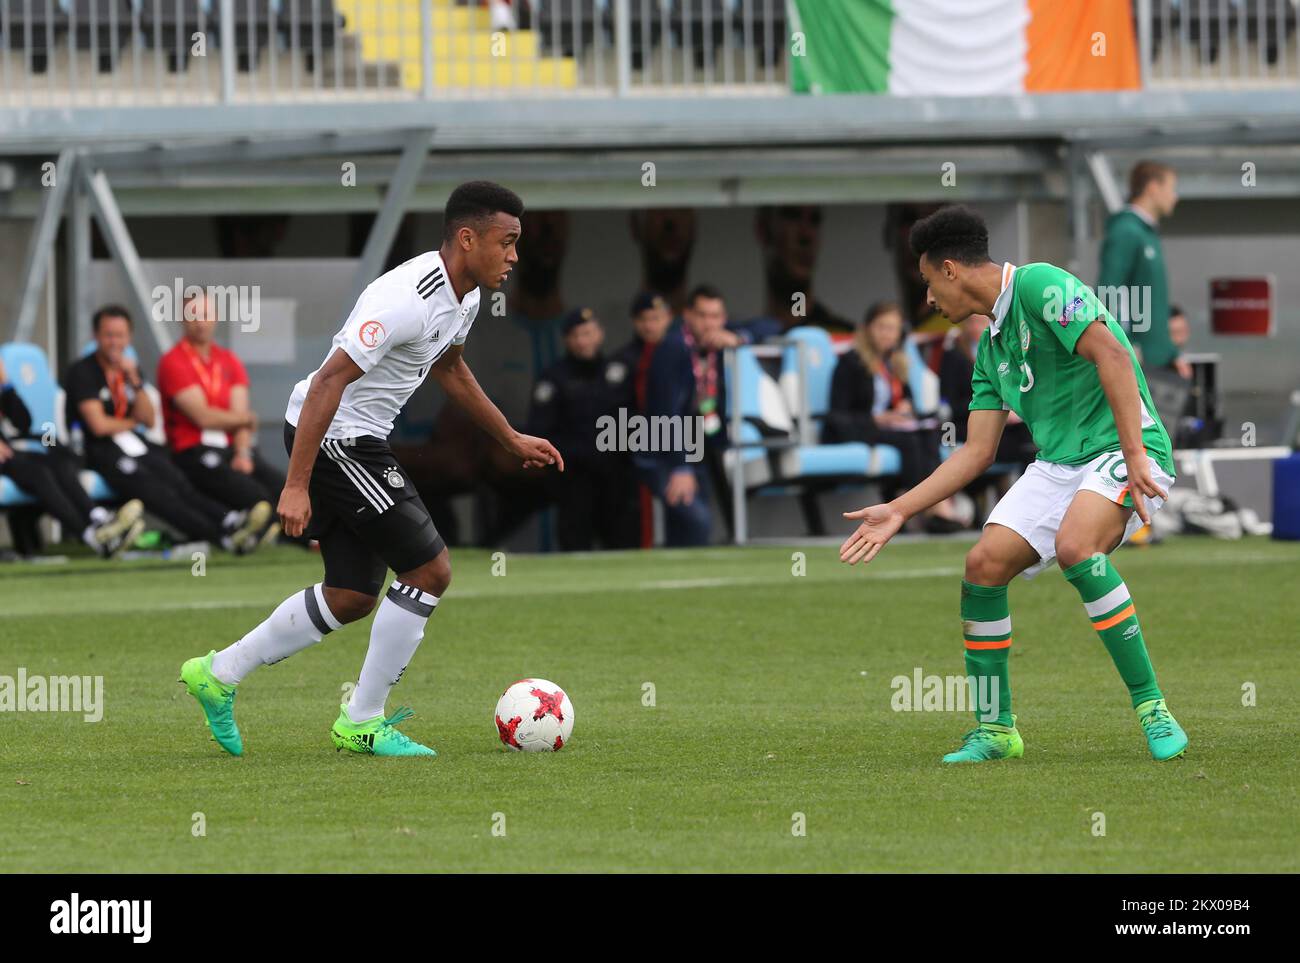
[157,292,282,544]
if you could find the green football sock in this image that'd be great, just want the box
[960,580,1013,727]
[1062,555,1163,708]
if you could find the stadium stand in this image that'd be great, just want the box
[2,1,1298,552]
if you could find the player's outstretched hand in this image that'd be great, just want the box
[840,503,905,566]
[510,433,565,472]
[1124,451,1168,527]
[278,485,312,539]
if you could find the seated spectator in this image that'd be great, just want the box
[1,352,144,558]
[640,284,747,546]
[527,308,638,551]
[939,313,1037,498]
[824,301,965,533]
[64,305,270,553]
[158,292,284,545]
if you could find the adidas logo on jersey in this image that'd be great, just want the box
[429,330,440,343]
[417,266,446,300]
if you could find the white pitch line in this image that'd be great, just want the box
[0,552,1289,619]
[0,565,964,618]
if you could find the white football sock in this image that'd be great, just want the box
[347,580,438,723]
[211,584,341,685]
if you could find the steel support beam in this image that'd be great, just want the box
[11,149,75,343]
[66,160,92,352]
[1084,150,1124,214]
[1066,144,1093,278]
[88,131,420,173]
[343,129,432,322]
[82,165,175,353]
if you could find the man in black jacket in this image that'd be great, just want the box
[1,350,144,557]
[527,308,638,551]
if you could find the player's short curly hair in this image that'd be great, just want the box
[444,181,525,240]
[908,205,990,267]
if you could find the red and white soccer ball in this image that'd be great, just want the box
[494,678,574,752]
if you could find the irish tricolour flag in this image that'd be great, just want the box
[789,0,1140,95]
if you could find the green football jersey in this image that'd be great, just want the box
[969,262,1176,477]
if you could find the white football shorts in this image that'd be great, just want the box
[984,450,1176,580]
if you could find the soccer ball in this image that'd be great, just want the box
[494,678,574,752]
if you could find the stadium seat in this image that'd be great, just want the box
[723,335,906,535]
[1,342,58,438]
[278,0,343,74]
[730,0,785,68]
[0,342,120,506]
[612,0,667,72]
[721,345,782,489]
[534,0,600,59]
[67,0,133,73]
[903,335,941,415]
[140,0,209,72]
[776,326,903,480]
[1,0,68,74]
[670,0,726,71]
[226,0,275,73]
[773,327,903,533]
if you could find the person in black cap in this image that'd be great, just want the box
[526,307,639,551]
[611,293,674,415]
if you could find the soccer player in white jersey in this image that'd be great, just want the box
[180,182,564,757]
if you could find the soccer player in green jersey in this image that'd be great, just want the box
[840,205,1188,764]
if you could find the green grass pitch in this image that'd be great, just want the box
[1,534,1296,872]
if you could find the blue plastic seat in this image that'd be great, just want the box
[0,342,119,507]
[776,326,902,481]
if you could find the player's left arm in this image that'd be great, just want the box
[431,345,564,472]
[1075,321,1168,525]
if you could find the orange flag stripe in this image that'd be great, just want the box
[1026,0,1140,93]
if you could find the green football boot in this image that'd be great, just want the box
[942,715,1024,764]
[1137,698,1188,761]
[179,650,243,757]
[330,704,437,758]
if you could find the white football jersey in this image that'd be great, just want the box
[286,251,480,439]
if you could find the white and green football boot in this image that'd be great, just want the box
[179,650,242,756]
[330,704,436,758]
[1137,698,1188,761]
[942,715,1025,764]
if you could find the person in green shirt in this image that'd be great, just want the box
[1098,161,1179,368]
[839,205,1188,765]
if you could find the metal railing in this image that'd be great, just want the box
[1138,0,1300,87]
[2,1,1298,109]
[0,0,789,106]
